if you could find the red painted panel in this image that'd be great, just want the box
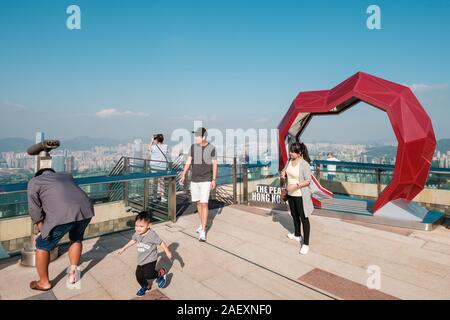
[278,72,436,213]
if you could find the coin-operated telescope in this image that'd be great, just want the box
[21,140,61,267]
[27,140,60,170]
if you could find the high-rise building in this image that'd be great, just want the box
[52,155,66,172]
[133,139,143,159]
[65,155,75,173]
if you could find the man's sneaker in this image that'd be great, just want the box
[157,268,167,288]
[199,230,206,242]
[300,245,309,255]
[287,233,302,242]
[196,225,207,233]
[136,287,148,297]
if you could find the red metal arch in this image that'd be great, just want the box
[278,72,436,213]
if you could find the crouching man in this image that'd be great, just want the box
[27,168,95,291]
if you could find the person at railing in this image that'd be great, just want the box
[280,142,314,255]
[326,152,340,181]
[27,168,94,291]
[149,133,170,202]
[179,127,218,242]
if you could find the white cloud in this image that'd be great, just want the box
[0,101,27,111]
[405,83,449,94]
[172,114,218,122]
[96,108,149,118]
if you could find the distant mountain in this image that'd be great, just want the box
[0,138,34,152]
[437,139,450,153]
[0,136,126,152]
[61,136,124,150]
[363,145,398,158]
[363,139,449,158]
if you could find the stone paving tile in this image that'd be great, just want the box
[24,290,58,300]
[68,287,113,300]
[134,289,170,300]
[1,205,450,300]
[299,268,399,300]
[201,272,280,300]
[340,219,414,236]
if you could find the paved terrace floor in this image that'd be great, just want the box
[1,205,450,300]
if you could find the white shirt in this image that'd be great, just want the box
[286,161,302,197]
[327,157,339,175]
[150,143,169,168]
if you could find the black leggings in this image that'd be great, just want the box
[287,195,310,245]
[135,261,158,288]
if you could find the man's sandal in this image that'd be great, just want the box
[29,280,52,291]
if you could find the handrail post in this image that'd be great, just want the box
[242,164,249,205]
[315,162,321,180]
[168,176,177,222]
[143,159,149,210]
[232,157,238,204]
[123,157,129,206]
[183,154,190,195]
[376,169,382,196]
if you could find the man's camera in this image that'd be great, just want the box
[153,134,164,143]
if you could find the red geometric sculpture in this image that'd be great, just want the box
[278,72,436,213]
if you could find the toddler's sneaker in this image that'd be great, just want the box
[136,287,148,297]
[157,268,167,288]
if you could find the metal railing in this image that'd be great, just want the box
[0,170,178,222]
[312,160,450,196]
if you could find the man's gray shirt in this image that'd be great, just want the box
[188,143,217,182]
[27,171,95,239]
[132,230,162,266]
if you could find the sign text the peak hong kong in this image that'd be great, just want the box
[252,185,286,204]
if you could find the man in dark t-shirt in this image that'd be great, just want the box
[179,127,217,242]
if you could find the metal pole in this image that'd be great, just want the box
[123,157,129,206]
[315,162,321,180]
[143,159,149,210]
[242,165,249,205]
[168,176,177,222]
[376,169,382,196]
[232,157,237,204]
[183,154,190,195]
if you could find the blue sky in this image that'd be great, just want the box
[0,0,449,143]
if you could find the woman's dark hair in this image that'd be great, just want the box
[135,210,153,223]
[34,168,55,177]
[289,142,311,164]
[153,134,164,143]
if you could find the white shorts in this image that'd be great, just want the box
[190,181,212,203]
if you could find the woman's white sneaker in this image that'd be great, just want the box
[196,225,203,234]
[287,233,301,242]
[300,245,309,255]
